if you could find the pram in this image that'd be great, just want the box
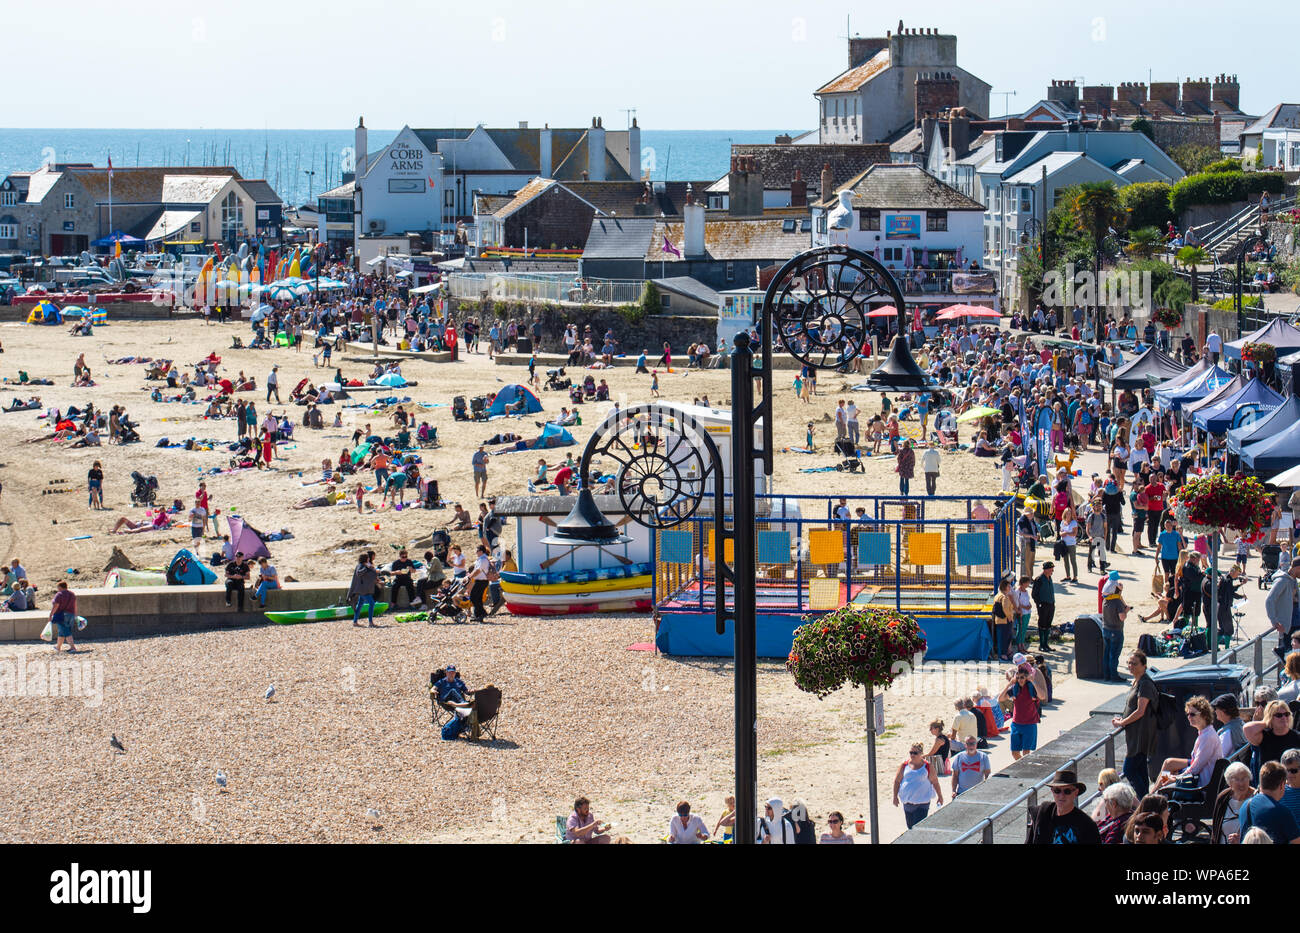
[469,396,490,422]
[452,396,469,421]
[545,367,571,391]
[130,471,158,507]
[1259,544,1283,590]
[832,438,863,473]
[427,576,471,624]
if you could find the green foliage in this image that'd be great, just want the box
[1169,144,1228,175]
[1119,182,1175,230]
[1154,277,1192,312]
[787,607,928,698]
[639,280,662,317]
[1276,259,1300,293]
[1209,295,1263,311]
[492,300,509,318]
[1169,170,1286,215]
[1176,245,1209,267]
[1130,118,1155,141]
[1125,226,1165,259]
[1203,158,1243,174]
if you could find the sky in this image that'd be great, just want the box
[6,0,1295,130]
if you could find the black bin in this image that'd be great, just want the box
[1073,613,1105,681]
[516,336,532,355]
[1149,664,1254,780]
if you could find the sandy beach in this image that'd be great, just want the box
[0,318,1267,843]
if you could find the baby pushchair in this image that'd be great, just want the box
[130,471,158,507]
[833,438,863,473]
[452,396,469,421]
[1260,544,1283,591]
[428,576,471,624]
[545,367,571,391]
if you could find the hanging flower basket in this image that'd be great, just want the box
[787,606,928,699]
[1172,474,1275,537]
[1242,342,1276,366]
[1153,306,1183,328]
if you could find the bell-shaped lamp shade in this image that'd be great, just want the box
[862,335,940,393]
[539,487,632,546]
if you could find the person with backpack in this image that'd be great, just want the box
[893,744,944,829]
[1111,649,1160,798]
[756,797,797,844]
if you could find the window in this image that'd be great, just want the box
[0,191,14,206]
[708,195,723,210]
[220,191,243,240]
[725,262,735,282]
[816,214,827,234]
[190,221,201,233]
[782,218,795,232]
[444,190,455,208]
[925,210,947,232]
[882,247,903,263]
[858,208,880,231]
[799,218,810,233]
[1020,189,1033,214]
[660,294,671,308]
[26,225,36,237]
[64,193,75,209]
[0,224,15,239]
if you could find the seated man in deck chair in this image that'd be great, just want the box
[432,664,479,740]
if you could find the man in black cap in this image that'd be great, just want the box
[1026,770,1100,844]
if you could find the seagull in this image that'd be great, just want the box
[265,684,276,702]
[827,189,855,232]
[216,770,228,791]
[110,734,125,754]
[366,807,381,828]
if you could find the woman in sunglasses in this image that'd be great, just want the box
[819,810,853,844]
[1244,700,1300,767]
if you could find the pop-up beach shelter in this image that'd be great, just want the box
[488,384,543,417]
[166,549,218,585]
[227,515,272,559]
[1102,345,1185,390]
[1224,317,1300,361]
[1228,395,1300,454]
[1191,379,1284,434]
[26,301,62,324]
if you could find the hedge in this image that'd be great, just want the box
[1119,182,1175,230]
[1169,171,1286,215]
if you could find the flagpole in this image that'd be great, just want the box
[108,151,113,243]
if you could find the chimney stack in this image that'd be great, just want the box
[728,155,763,216]
[790,168,807,208]
[1212,73,1240,111]
[683,198,706,257]
[915,71,960,126]
[820,163,834,204]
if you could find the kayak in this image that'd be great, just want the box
[499,562,653,587]
[501,587,652,608]
[265,602,389,624]
[505,598,653,616]
[500,574,652,596]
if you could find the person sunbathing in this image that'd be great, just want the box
[70,428,101,448]
[293,484,344,509]
[449,503,473,530]
[111,511,173,534]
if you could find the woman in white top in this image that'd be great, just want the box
[893,743,944,829]
[1212,762,1254,844]
[1156,696,1224,791]
[666,801,710,844]
[1058,507,1081,582]
[1110,441,1130,487]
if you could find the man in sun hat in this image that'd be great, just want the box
[1026,770,1100,844]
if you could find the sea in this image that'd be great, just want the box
[0,128,800,212]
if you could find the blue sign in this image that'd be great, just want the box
[884,214,920,239]
[1034,407,1053,479]
[1231,403,1278,430]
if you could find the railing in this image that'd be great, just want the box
[887,268,998,297]
[947,628,1282,844]
[1202,196,1299,258]
[446,271,645,306]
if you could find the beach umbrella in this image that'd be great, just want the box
[956,405,1000,423]
[937,304,1000,320]
[61,305,89,319]
[375,373,407,388]
[866,305,900,318]
[904,247,913,269]
[1267,463,1300,487]
[921,249,929,266]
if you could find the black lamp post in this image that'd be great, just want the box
[1235,232,1269,340]
[553,245,919,843]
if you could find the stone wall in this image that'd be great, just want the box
[1150,120,1218,153]
[1263,220,1300,263]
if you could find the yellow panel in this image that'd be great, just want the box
[809,529,845,564]
[706,530,735,564]
[907,532,943,567]
[808,578,842,610]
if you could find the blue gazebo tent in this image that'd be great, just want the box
[91,230,146,248]
[1228,395,1300,454]
[1148,356,1210,394]
[488,384,543,417]
[1242,417,1300,473]
[1154,363,1232,411]
[1103,345,1185,390]
[1224,317,1300,361]
[1191,379,1284,434]
[1180,374,1247,420]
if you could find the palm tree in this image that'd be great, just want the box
[1125,226,1164,260]
[1176,245,1210,301]
[1070,182,1127,339]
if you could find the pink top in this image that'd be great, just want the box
[1178,725,1224,788]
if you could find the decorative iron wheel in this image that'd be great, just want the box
[763,245,903,370]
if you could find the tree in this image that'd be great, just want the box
[1125,226,1164,260]
[1118,181,1175,230]
[1131,118,1155,141]
[1176,244,1210,301]
[1169,143,1225,175]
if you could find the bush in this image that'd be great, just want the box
[1209,296,1263,311]
[1119,182,1175,230]
[1168,170,1285,215]
[638,280,662,316]
[1154,278,1192,312]
[1169,144,1227,175]
[1131,118,1155,141]
[1203,158,1243,174]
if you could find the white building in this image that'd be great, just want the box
[810,163,992,308]
[1240,104,1300,169]
[352,116,641,248]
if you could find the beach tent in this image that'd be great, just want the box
[227,515,272,559]
[488,384,543,417]
[26,301,62,325]
[1228,395,1300,454]
[1241,418,1300,473]
[1101,345,1185,389]
[104,568,167,587]
[1180,374,1247,421]
[1224,317,1300,361]
[1191,379,1284,434]
[538,423,575,447]
[1154,363,1233,411]
[166,549,218,585]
